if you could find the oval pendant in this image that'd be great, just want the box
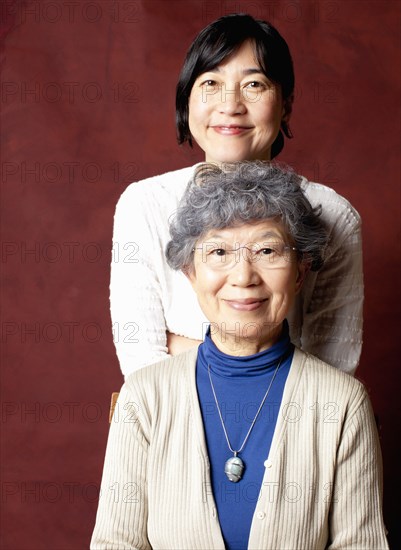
[225,456,244,483]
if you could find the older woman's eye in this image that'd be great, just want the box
[210,248,226,256]
[258,244,282,256]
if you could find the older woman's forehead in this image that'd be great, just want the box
[201,220,290,242]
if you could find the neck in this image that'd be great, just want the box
[211,324,282,356]
[204,154,272,168]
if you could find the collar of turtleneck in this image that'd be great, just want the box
[197,319,294,379]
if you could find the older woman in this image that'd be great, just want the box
[111,13,363,378]
[92,163,386,550]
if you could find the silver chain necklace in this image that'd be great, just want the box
[208,358,282,483]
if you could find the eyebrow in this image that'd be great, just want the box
[204,231,284,241]
[258,231,284,240]
[206,67,265,76]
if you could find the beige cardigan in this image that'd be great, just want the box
[91,348,388,549]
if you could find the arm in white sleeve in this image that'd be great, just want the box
[110,185,169,377]
[90,383,151,550]
[328,387,388,548]
[300,193,364,375]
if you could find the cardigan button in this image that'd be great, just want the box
[264,460,272,468]
[257,511,266,520]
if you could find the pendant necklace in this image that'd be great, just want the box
[208,358,282,483]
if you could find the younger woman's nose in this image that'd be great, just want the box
[217,84,247,115]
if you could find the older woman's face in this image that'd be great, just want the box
[187,220,307,354]
[188,40,288,164]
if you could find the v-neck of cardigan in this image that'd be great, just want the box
[185,345,306,549]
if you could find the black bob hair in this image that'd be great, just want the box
[176,13,295,159]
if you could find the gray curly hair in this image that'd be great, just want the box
[166,162,328,271]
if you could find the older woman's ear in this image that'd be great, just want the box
[295,260,310,294]
[182,266,195,283]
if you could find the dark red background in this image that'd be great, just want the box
[1,1,400,548]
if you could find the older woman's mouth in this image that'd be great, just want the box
[224,298,268,311]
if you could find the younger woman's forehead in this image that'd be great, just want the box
[197,40,261,73]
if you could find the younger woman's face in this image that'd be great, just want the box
[188,40,289,164]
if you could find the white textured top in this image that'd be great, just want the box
[110,165,363,377]
[91,348,388,549]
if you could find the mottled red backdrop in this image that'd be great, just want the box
[1,0,400,548]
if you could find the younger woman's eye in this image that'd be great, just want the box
[200,79,219,87]
[245,81,265,89]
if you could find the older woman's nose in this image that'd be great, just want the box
[229,255,261,286]
[218,84,247,115]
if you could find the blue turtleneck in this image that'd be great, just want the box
[196,321,294,550]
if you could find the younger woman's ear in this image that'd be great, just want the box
[295,261,310,294]
[282,94,294,124]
